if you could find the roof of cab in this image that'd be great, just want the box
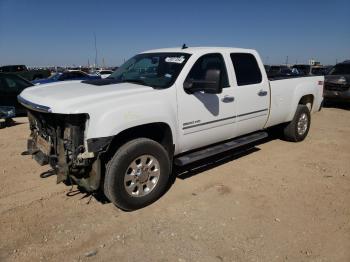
[142,46,255,54]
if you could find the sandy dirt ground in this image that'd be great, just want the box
[0,106,349,262]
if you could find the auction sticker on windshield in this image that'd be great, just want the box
[165,56,185,63]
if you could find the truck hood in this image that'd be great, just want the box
[19,80,155,113]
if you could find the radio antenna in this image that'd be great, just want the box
[94,32,98,68]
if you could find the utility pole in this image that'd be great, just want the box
[94,33,98,68]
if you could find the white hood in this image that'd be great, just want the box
[19,80,155,114]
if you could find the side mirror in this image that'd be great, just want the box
[184,69,222,94]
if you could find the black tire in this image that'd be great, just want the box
[104,138,171,211]
[283,105,311,142]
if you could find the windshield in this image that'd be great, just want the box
[108,52,191,88]
[328,64,350,75]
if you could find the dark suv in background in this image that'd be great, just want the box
[0,73,34,115]
[324,60,350,103]
[0,65,50,81]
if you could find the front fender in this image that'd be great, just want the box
[85,100,178,149]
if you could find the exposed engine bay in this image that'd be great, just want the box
[26,110,101,192]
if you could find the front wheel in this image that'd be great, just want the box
[104,138,171,211]
[283,105,311,142]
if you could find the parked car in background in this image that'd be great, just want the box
[292,64,311,75]
[67,67,91,74]
[0,73,34,115]
[96,69,114,79]
[264,65,271,73]
[267,65,301,78]
[311,66,331,76]
[324,60,350,103]
[323,66,333,75]
[0,106,15,128]
[32,70,101,85]
[0,65,50,81]
[292,64,330,76]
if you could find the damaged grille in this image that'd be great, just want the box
[27,110,90,181]
[28,110,87,157]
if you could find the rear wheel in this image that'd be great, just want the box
[283,105,311,142]
[104,138,171,211]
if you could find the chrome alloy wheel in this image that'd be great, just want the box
[124,155,160,197]
[297,113,308,136]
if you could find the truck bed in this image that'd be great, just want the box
[268,74,316,81]
[265,75,324,128]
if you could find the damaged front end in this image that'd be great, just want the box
[25,109,102,192]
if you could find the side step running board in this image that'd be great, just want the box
[174,131,268,166]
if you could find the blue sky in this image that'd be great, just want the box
[0,0,349,67]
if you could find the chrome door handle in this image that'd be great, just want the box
[221,95,235,103]
[258,90,268,96]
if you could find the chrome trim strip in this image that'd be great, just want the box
[182,108,268,130]
[17,95,52,113]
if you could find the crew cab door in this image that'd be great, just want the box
[177,53,237,152]
[228,53,270,136]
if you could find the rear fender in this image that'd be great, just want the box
[286,83,317,122]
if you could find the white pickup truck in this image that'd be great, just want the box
[18,47,324,210]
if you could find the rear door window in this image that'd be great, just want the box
[230,53,262,86]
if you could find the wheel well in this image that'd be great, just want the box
[103,123,174,161]
[299,95,314,111]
